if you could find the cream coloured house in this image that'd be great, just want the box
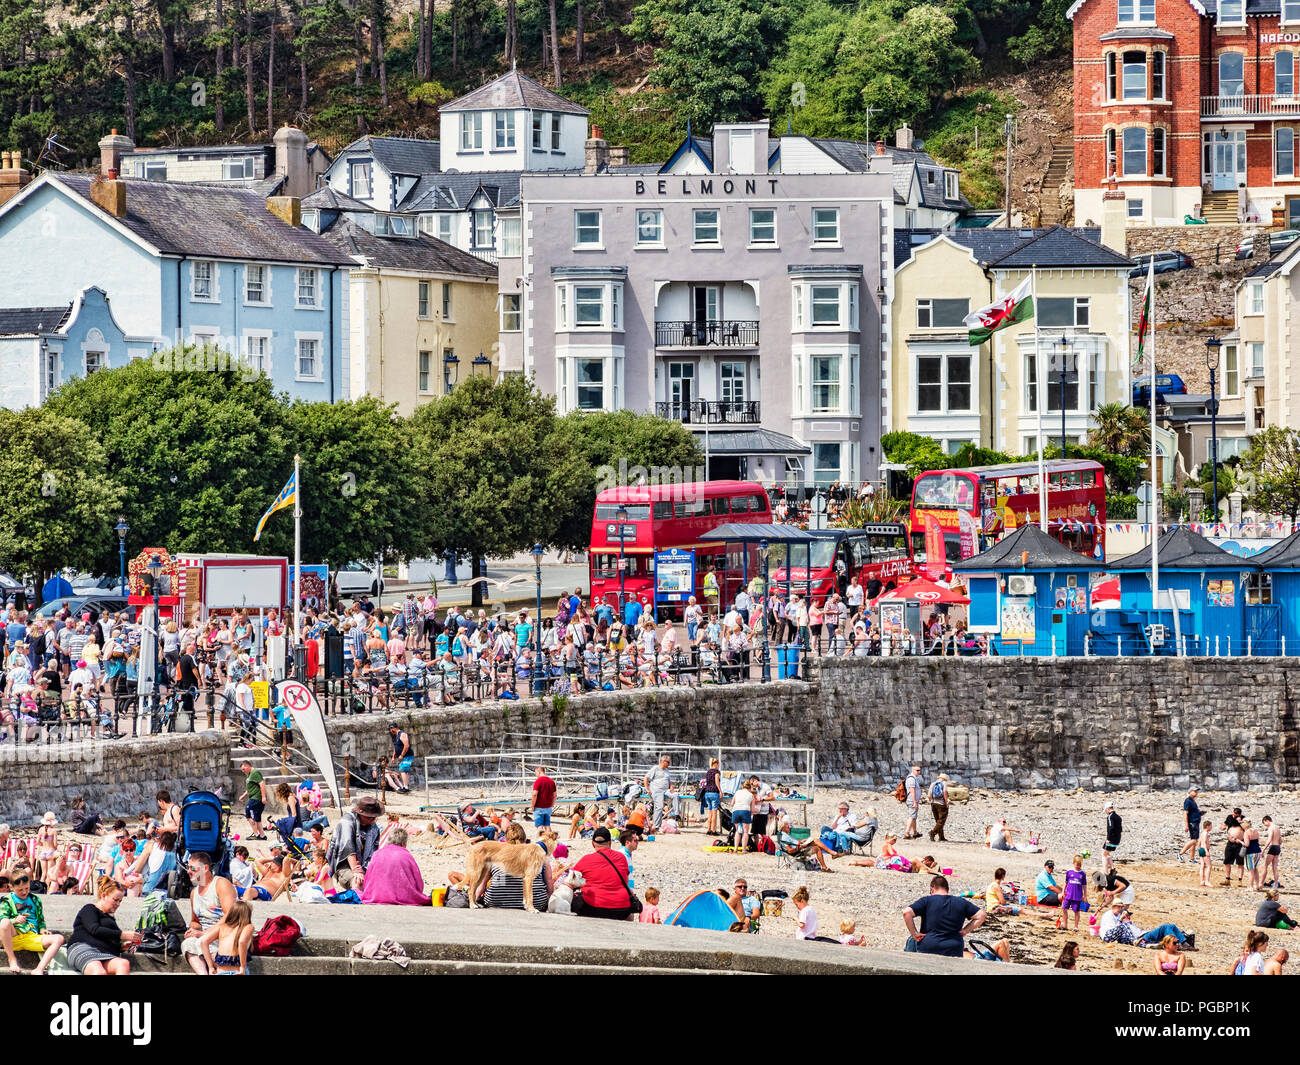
[1233,244,1300,440]
[890,225,1134,455]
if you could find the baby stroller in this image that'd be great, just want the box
[171,790,232,898]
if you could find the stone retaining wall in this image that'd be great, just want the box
[6,657,1299,823]
[0,730,232,826]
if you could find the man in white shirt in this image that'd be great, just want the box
[904,765,923,840]
[734,589,752,625]
[235,678,256,746]
[846,578,864,617]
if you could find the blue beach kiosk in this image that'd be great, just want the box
[1105,527,1254,655]
[952,524,1096,656]
[1244,530,1300,654]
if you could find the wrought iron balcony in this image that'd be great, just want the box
[1201,93,1300,119]
[654,319,760,347]
[655,400,760,424]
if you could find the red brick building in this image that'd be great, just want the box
[1071,0,1300,227]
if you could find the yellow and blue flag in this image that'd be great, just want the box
[253,469,297,542]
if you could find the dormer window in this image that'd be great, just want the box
[143,161,167,181]
[944,171,959,200]
[1218,0,1244,25]
[1117,0,1154,23]
[460,113,484,151]
[376,214,413,237]
[349,160,371,200]
[223,157,255,180]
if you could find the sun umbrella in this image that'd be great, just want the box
[874,579,970,605]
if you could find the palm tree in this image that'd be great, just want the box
[1089,402,1149,455]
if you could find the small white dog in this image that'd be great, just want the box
[547,869,586,914]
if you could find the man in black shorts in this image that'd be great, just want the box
[1223,811,1245,885]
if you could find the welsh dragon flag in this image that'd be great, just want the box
[1134,255,1154,369]
[965,275,1034,346]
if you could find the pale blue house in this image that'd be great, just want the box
[0,157,353,405]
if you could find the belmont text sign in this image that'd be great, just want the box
[636,178,782,197]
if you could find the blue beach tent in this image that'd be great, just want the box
[665,889,737,931]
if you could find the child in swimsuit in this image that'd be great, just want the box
[200,900,254,975]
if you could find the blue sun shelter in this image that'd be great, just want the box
[1245,530,1300,655]
[665,889,738,931]
[951,524,1096,656]
[1106,527,1253,656]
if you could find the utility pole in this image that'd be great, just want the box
[1004,113,1015,228]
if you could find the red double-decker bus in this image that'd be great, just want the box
[589,480,772,610]
[909,459,1107,572]
[770,524,914,604]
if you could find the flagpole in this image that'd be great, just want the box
[1033,264,1047,532]
[1147,256,1161,646]
[293,453,302,672]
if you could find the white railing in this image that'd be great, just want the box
[1201,93,1300,117]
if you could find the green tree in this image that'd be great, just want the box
[882,430,948,476]
[284,396,430,570]
[0,407,124,592]
[45,354,293,569]
[407,375,589,606]
[630,0,799,126]
[1242,426,1300,522]
[547,410,704,550]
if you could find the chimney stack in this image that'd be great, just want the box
[266,195,302,227]
[609,146,630,166]
[98,128,134,178]
[0,149,31,207]
[896,123,914,150]
[585,127,610,175]
[1099,177,1126,254]
[274,124,311,199]
[875,140,886,156]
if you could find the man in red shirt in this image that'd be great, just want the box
[530,766,557,829]
[572,828,635,920]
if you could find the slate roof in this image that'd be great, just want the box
[1250,530,1300,568]
[301,186,371,211]
[952,524,1096,571]
[334,136,442,175]
[893,225,1126,270]
[52,174,356,266]
[692,428,811,455]
[317,217,497,277]
[1108,526,1249,570]
[400,171,523,211]
[0,306,71,336]
[441,70,590,115]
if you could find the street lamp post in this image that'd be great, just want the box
[115,516,129,596]
[471,352,491,377]
[145,554,163,718]
[1205,336,1222,523]
[616,503,628,621]
[532,543,545,696]
[443,351,460,394]
[760,540,771,682]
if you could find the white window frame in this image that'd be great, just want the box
[243,263,270,306]
[1277,127,1296,179]
[1153,127,1167,177]
[636,208,664,246]
[143,160,168,181]
[1218,0,1244,25]
[916,297,970,329]
[574,357,606,411]
[810,285,842,327]
[1121,126,1147,176]
[223,156,255,180]
[418,350,432,393]
[500,293,522,332]
[460,112,484,151]
[693,208,720,246]
[812,207,840,244]
[1122,51,1147,100]
[1222,343,1241,398]
[44,349,58,396]
[442,282,453,321]
[914,350,974,415]
[1038,296,1090,328]
[189,326,219,349]
[555,282,623,331]
[1220,53,1245,99]
[349,160,371,200]
[243,329,272,374]
[493,111,515,149]
[551,114,562,151]
[809,354,842,412]
[294,332,324,382]
[943,171,959,200]
[1117,0,1155,24]
[719,361,747,404]
[1288,0,1300,26]
[792,284,804,330]
[84,349,105,376]
[1248,279,1266,316]
[1152,51,1166,100]
[811,442,843,484]
[1249,340,1265,378]
[532,113,546,150]
[501,217,522,257]
[437,214,454,244]
[748,207,776,245]
[191,260,217,302]
[557,285,568,330]
[574,209,603,249]
[1278,51,1296,98]
[295,267,319,309]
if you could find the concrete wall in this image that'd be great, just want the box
[0,730,232,826]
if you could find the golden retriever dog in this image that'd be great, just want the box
[462,840,548,912]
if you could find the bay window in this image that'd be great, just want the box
[1153,127,1166,177]
[810,355,841,411]
[1152,51,1165,99]
[576,359,605,410]
[1122,52,1147,100]
[792,280,860,331]
[557,351,623,413]
[1223,343,1240,397]
[554,281,624,331]
[1106,53,1117,100]
[1122,127,1147,176]
[811,286,842,326]
[812,443,842,485]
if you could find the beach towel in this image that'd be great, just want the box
[350,935,410,968]
[358,844,429,906]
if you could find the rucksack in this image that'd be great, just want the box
[931,780,946,801]
[136,893,187,935]
[251,914,304,956]
[894,780,908,803]
[754,835,776,855]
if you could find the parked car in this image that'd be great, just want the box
[1234,229,1300,260]
[1128,250,1194,278]
[1133,373,1187,406]
[332,560,385,599]
[34,595,132,621]
[70,573,117,592]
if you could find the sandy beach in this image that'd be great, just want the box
[372,784,1300,974]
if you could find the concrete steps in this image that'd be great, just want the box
[1203,191,1238,223]
[1038,143,1073,225]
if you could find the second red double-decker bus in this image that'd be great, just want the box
[909,459,1107,572]
[589,480,772,610]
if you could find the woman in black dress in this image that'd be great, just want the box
[67,877,140,975]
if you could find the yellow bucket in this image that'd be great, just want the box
[430,887,447,907]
